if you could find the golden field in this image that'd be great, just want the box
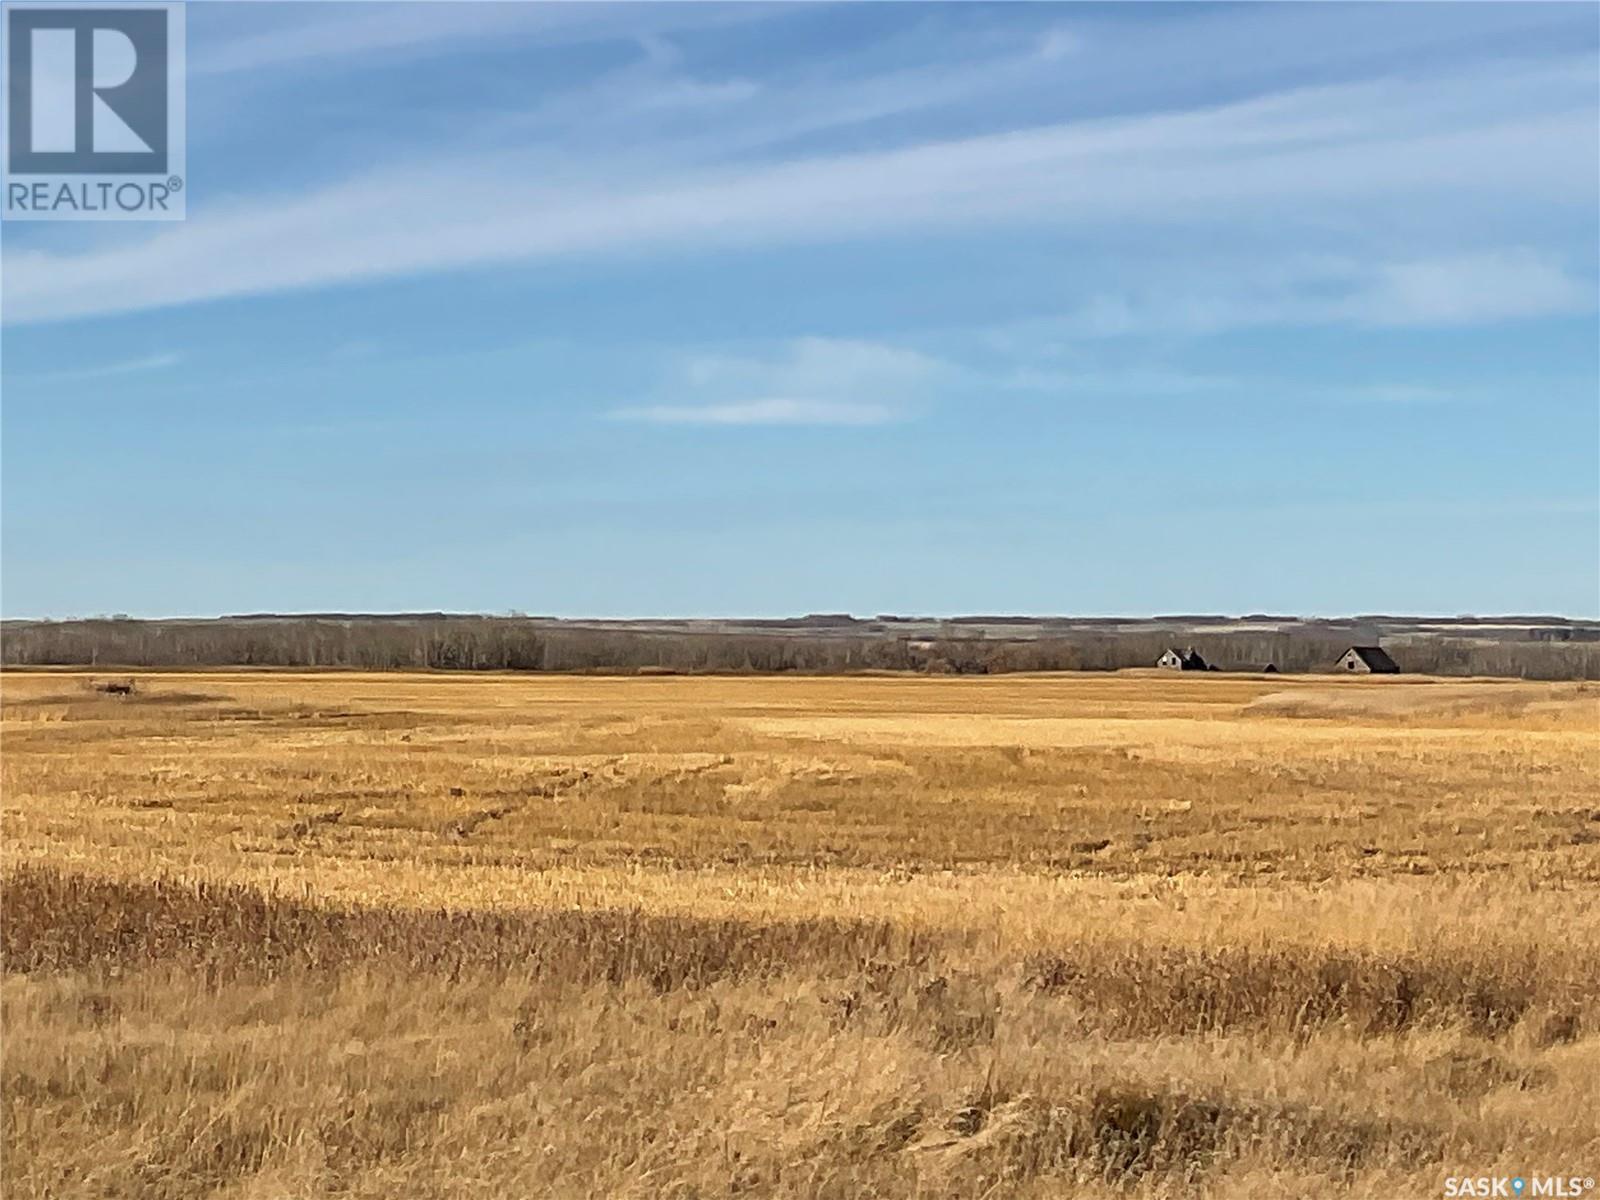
[2,669,1598,1198]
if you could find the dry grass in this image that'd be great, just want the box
[3,669,1597,1197]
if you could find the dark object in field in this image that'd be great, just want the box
[88,678,137,696]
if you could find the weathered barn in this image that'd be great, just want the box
[1335,645,1400,674]
[1156,647,1208,671]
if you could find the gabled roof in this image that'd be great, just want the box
[1342,645,1399,671]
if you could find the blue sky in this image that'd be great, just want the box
[3,1,1597,619]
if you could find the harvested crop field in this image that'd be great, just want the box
[3,670,1598,1198]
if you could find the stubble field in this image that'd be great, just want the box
[2,669,1598,1198]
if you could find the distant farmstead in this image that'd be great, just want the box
[1335,645,1400,674]
[1156,647,1209,671]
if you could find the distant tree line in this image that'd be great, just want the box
[3,617,1596,679]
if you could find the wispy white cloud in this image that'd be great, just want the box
[609,337,944,427]
[1358,251,1592,326]
[1035,29,1084,63]
[14,352,181,383]
[1042,249,1593,339]
[4,56,1594,326]
[995,361,1465,407]
[684,337,942,394]
[192,4,768,77]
